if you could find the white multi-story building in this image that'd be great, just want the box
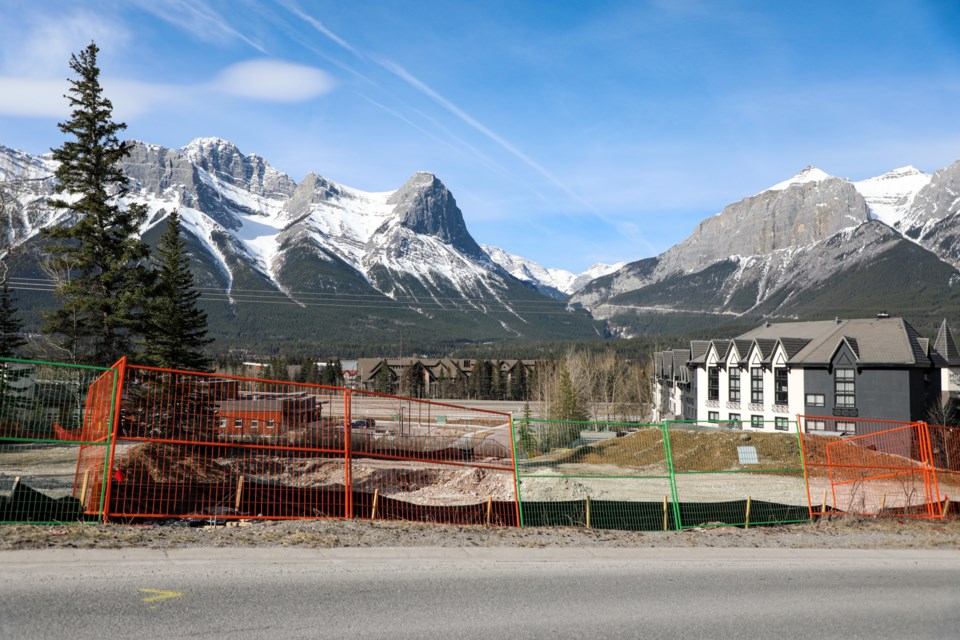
[654,316,942,436]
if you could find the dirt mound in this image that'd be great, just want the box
[115,443,235,484]
[531,428,804,474]
[112,443,512,505]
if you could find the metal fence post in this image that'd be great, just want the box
[661,421,681,530]
[101,356,127,523]
[344,389,353,519]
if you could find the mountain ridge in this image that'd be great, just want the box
[0,137,602,350]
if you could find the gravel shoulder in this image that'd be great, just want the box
[2,516,960,550]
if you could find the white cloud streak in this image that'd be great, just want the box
[212,59,335,102]
[276,0,358,56]
[0,59,334,119]
[375,58,611,219]
[0,10,130,77]
[129,0,267,53]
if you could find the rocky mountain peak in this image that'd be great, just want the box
[179,137,295,200]
[764,165,833,193]
[853,165,931,227]
[654,171,869,276]
[386,172,485,258]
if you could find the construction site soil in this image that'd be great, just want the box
[5,427,960,550]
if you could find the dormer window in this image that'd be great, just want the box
[708,367,720,401]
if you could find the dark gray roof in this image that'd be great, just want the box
[753,339,778,362]
[841,336,860,359]
[712,340,732,361]
[779,338,812,359]
[689,340,710,363]
[739,318,930,366]
[732,339,753,364]
[933,320,960,366]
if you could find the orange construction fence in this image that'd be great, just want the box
[798,416,945,519]
[77,361,519,525]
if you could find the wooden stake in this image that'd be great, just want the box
[486,497,493,527]
[942,495,950,518]
[235,475,244,511]
[585,495,591,529]
[880,494,887,514]
[79,469,90,504]
[745,496,752,529]
[371,488,379,519]
[662,495,669,531]
[11,476,20,494]
[821,489,828,515]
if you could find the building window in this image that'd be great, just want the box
[835,369,855,407]
[729,369,740,402]
[774,368,788,405]
[728,413,741,428]
[708,411,720,423]
[806,393,825,407]
[774,417,790,431]
[233,418,243,429]
[837,421,856,435]
[219,418,227,429]
[751,367,763,404]
[751,415,764,429]
[807,420,827,432]
[251,419,259,430]
[708,367,720,401]
[267,419,276,429]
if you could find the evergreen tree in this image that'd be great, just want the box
[142,210,213,371]
[42,42,153,365]
[510,363,529,401]
[0,276,26,358]
[374,362,394,394]
[550,366,588,422]
[491,361,505,400]
[320,358,343,386]
[515,401,537,456]
[304,359,320,384]
[0,274,29,408]
[401,361,426,398]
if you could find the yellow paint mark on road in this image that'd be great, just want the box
[139,589,184,605]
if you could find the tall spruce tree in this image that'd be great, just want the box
[43,42,153,366]
[0,276,26,358]
[143,210,213,371]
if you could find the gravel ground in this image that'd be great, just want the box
[2,516,960,550]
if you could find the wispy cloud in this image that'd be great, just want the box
[0,59,335,119]
[0,9,130,77]
[0,78,66,118]
[276,0,358,56]
[129,0,267,53]
[375,59,613,218]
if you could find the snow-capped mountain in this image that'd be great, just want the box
[480,244,624,298]
[853,166,930,228]
[1,138,600,347]
[572,160,960,336]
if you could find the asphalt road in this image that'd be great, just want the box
[1,548,958,640]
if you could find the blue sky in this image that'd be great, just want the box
[2,1,959,273]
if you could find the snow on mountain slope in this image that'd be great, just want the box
[481,244,625,296]
[2,139,557,329]
[763,166,833,193]
[853,166,930,228]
